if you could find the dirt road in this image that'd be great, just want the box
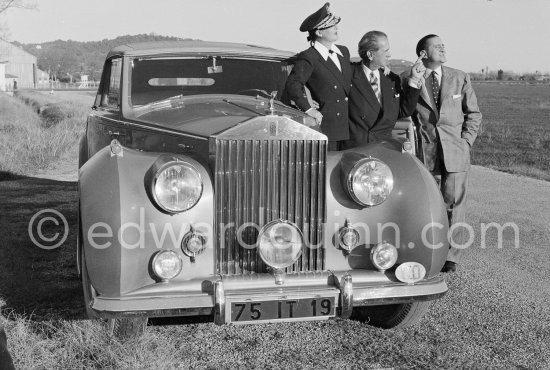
[0,165,548,368]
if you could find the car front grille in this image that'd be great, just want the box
[214,138,326,275]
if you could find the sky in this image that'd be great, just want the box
[1,0,549,73]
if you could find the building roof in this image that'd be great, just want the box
[0,40,37,63]
[107,40,296,60]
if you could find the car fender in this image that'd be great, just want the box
[324,142,449,278]
[79,143,215,297]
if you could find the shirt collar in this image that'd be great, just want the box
[313,41,343,60]
[362,63,380,79]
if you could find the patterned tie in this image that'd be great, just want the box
[431,71,440,109]
[370,72,381,105]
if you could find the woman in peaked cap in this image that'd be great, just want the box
[285,3,352,151]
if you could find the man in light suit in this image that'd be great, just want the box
[412,34,482,273]
[344,31,423,147]
[285,2,352,151]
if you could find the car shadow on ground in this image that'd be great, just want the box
[0,174,214,326]
[0,174,83,321]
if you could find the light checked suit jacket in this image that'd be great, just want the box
[412,66,482,172]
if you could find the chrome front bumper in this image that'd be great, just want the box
[90,271,448,323]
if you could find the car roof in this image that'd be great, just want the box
[107,40,296,60]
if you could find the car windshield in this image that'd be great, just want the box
[130,57,291,109]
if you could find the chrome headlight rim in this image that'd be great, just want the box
[151,250,183,282]
[257,219,304,269]
[151,160,203,213]
[346,157,394,207]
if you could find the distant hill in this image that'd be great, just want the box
[13,34,192,81]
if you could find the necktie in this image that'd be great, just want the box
[370,72,381,105]
[431,71,440,109]
[328,50,342,72]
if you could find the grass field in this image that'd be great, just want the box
[0,90,93,179]
[1,167,548,369]
[472,82,550,181]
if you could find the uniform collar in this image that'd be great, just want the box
[313,41,343,60]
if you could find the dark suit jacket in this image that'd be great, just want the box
[284,45,352,141]
[412,66,482,172]
[344,63,420,148]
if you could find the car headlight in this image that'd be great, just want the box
[152,162,202,213]
[370,242,398,271]
[257,220,303,269]
[152,250,183,281]
[347,158,393,206]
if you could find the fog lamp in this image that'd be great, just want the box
[152,250,182,281]
[347,158,393,206]
[370,242,398,271]
[338,219,359,251]
[152,162,202,213]
[257,220,303,269]
[181,229,207,261]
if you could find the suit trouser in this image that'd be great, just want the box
[432,167,470,263]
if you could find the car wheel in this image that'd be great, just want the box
[108,317,148,341]
[352,301,431,329]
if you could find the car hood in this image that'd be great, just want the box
[129,94,317,138]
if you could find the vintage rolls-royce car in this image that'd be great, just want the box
[78,41,449,337]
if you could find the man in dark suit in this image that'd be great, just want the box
[345,31,424,147]
[412,34,482,273]
[285,2,352,151]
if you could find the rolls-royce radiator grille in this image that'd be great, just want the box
[215,139,326,275]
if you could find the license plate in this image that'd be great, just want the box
[230,297,336,323]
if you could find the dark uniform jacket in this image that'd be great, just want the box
[284,45,352,141]
[345,63,420,148]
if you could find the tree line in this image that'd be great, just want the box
[13,34,188,82]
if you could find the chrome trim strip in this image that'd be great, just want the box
[353,276,448,306]
[340,274,353,319]
[214,280,226,325]
[91,114,209,141]
[92,307,213,319]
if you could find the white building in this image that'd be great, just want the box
[0,39,38,90]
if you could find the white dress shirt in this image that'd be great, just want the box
[431,66,442,85]
[313,41,343,72]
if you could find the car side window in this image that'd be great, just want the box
[100,58,122,109]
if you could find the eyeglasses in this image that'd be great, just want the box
[430,44,445,51]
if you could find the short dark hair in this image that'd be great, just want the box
[307,30,318,43]
[416,34,439,56]
[358,31,387,61]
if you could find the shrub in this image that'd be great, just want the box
[0,92,88,177]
